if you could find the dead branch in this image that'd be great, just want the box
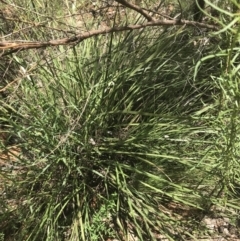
[0,19,218,56]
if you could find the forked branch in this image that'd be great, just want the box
[0,1,218,56]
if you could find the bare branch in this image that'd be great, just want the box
[0,19,218,56]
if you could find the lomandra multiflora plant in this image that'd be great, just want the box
[0,0,240,240]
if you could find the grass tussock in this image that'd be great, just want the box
[1,0,240,240]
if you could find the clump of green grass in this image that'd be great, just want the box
[1,1,240,241]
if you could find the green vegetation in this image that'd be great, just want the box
[0,0,240,240]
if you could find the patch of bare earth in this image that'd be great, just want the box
[0,137,23,210]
